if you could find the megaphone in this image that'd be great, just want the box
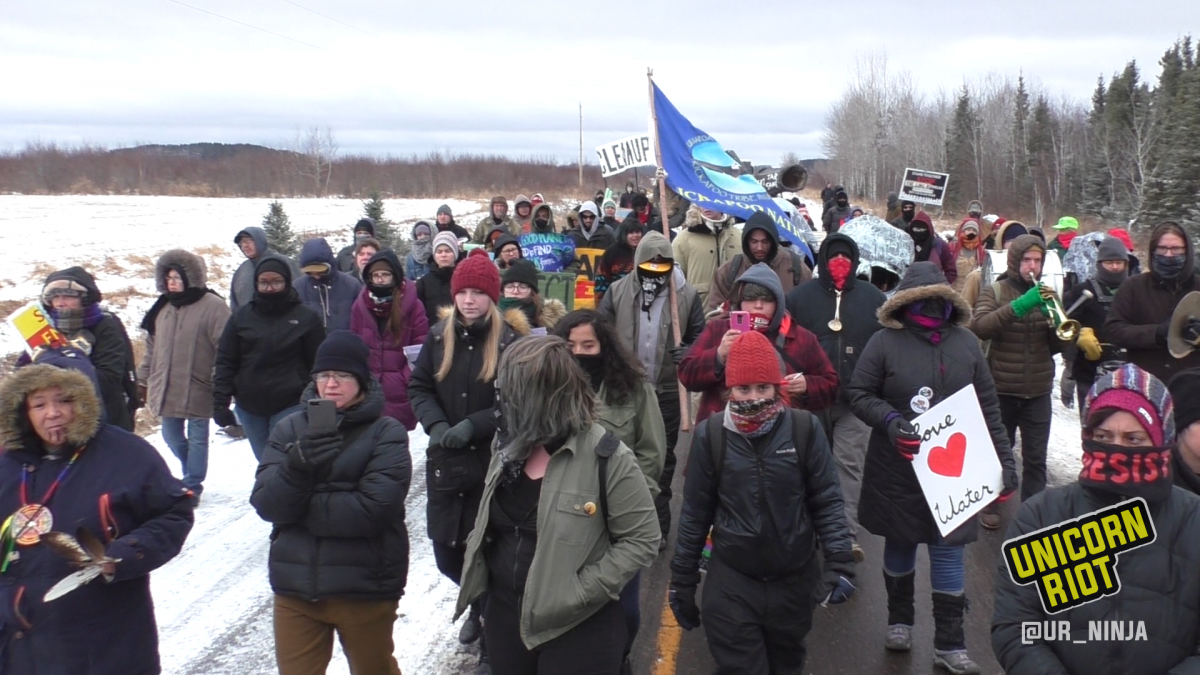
[777,163,809,193]
[1168,290,1200,358]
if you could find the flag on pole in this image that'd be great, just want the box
[651,82,813,264]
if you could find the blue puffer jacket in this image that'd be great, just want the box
[294,238,363,332]
[0,360,194,675]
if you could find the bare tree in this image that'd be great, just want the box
[293,126,338,196]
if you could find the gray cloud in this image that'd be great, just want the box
[4,0,1197,162]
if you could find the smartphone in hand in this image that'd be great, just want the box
[306,398,338,433]
[730,311,751,332]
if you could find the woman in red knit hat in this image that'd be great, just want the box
[670,330,855,674]
[407,249,532,671]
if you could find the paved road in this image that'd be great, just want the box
[628,426,1017,675]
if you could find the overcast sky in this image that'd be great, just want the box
[4,1,1198,165]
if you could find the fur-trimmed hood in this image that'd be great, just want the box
[684,204,731,234]
[434,304,533,337]
[0,364,102,451]
[876,261,972,329]
[155,249,208,293]
[539,298,568,329]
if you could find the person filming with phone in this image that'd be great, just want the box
[251,330,412,675]
[679,263,838,423]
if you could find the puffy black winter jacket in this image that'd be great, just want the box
[672,409,852,580]
[251,381,412,601]
[787,233,886,404]
[993,484,1200,675]
[213,295,325,417]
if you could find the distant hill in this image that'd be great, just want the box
[109,142,293,161]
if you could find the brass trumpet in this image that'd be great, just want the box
[1028,273,1080,341]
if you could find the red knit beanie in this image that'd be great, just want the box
[725,331,784,388]
[452,249,501,304]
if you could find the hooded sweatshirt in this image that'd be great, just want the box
[294,238,364,331]
[822,188,855,234]
[566,201,616,251]
[906,212,956,286]
[705,212,812,312]
[513,194,534,233]
[231,226,299,313]
[1104,221,1200,383]
[404,220,434,282]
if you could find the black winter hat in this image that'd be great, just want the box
[1169,368,1200,433]
[311,330,372,388]
[354,218,376,236]
[254,257,293,286]
[631,194,650,210]
[502,259,540,290]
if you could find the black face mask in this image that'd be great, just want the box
[1152,253,1186,280]
[910,226,930,243]
[902,209,915,223]
[254,289,293,316]
[1079,438,1173,505]
[574,354,605,391]
[367,281,395,300]
[534,218,550,230]
[1095,264,1128,289]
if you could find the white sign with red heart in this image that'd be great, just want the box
[910,383,1004,537]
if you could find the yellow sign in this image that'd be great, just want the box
[1003,497,1155,614]
[574,247,606,310]
[6,302,67,355]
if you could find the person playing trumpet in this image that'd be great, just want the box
[970,234,1070,529]
[1059,236,1130,414]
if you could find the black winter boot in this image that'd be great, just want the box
[883,570,915,651]
[459,601,482,645]
[472,628,491,675]
[931,592,980,675]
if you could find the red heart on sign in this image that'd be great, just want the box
[928,432,967,478]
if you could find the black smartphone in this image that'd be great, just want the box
[306,398,338,433]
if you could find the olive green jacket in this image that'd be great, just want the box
[597,380,665,498]
[455,423,658,649]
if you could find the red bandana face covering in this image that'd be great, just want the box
[826,256,852,290]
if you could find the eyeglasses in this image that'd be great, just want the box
[370,271,395,283]
[313,372,356,384]
[256,279,287,291]
[1155,246,1187,256]
[504,283,532,293]
[581,214,596,221]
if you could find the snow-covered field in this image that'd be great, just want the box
[0,195,1084,674]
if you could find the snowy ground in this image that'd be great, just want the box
[1,195,1084,673]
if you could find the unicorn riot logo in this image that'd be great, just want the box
[691,140,764,196]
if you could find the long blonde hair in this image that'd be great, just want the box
[436,300,505,383]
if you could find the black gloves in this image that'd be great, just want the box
[1059,370,1075,409]
[998,465,1020,502]
[428,422,450,448]
[1185,318,1200,345]
[669,575,701,630]
[668,345,688,366]
[887,417,921,461]
[213,405,237,429]
[441,419,475,449]
[1156,320,1170,348]
[287,429,343,472]
[818,550,857,606]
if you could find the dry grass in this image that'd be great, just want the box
[194,244,226,257]
[104,285,153,308]
[26,261,57,282]
[0,299,25,320]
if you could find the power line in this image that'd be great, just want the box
[162,0,328,51]
[278,0,379,38]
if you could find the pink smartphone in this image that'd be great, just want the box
[730,311,751,332]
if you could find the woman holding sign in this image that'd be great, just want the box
[849,261,1017,675]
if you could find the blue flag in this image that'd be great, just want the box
[652,82,813,264]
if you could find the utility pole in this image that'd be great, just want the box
[578,102,583,188]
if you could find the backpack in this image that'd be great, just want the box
[725,252,808,291]
[705,408,814,487]
[594,431,622,545]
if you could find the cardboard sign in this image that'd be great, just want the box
[519,233,576,273]
[596,135,655,178]
[6,302,67,356]
[573,247,606,310]
[899,168,950,206]
[909,384,1004,537]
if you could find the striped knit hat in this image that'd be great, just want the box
[1084,364,1175,446]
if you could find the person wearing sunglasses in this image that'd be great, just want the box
[213,258,325,460]
[567,201,617,251]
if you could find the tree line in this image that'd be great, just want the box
[822,37,1200,237]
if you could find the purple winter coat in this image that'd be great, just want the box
[349,283,429,430]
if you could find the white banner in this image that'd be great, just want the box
[909,384,1004,537]
[596,134,655,178]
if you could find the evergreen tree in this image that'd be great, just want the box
[1079,78,1112,216]
[1142,45,1200,234]
[1026,96,1057,224]
[262,200,298,256]
[362,191,405,255]
[1010,75,1032,206]
[943,85,980,211]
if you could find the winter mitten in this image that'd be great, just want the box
[1185,318,1200,345]
[1010,286,1045,318]
[1155,320,1170,348]
[441,419,475,449]
[887,417,921,461]
[287,430,343,472]
[212,405,237,429]
[1076,328,1103,361]
[1059,370,1075,409]
[818,551,858,606]
[668,577,701,630]
[427,422,450,448]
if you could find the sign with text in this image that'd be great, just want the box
[596,135,655,178]
[574,247,606,310]
[6,302,68,356]
[910,384,1003,537]
[899,168,950,206]
[519,232,576,273]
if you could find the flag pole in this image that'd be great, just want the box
[647,68,692,433]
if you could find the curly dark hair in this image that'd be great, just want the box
[552,309,645,407]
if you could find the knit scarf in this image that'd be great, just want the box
[369,294,393,318]
[412,239,432,265]
[729,397,786,438]
[47,303,104,334]
[140,288,216,335]
[499,297,538,326]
